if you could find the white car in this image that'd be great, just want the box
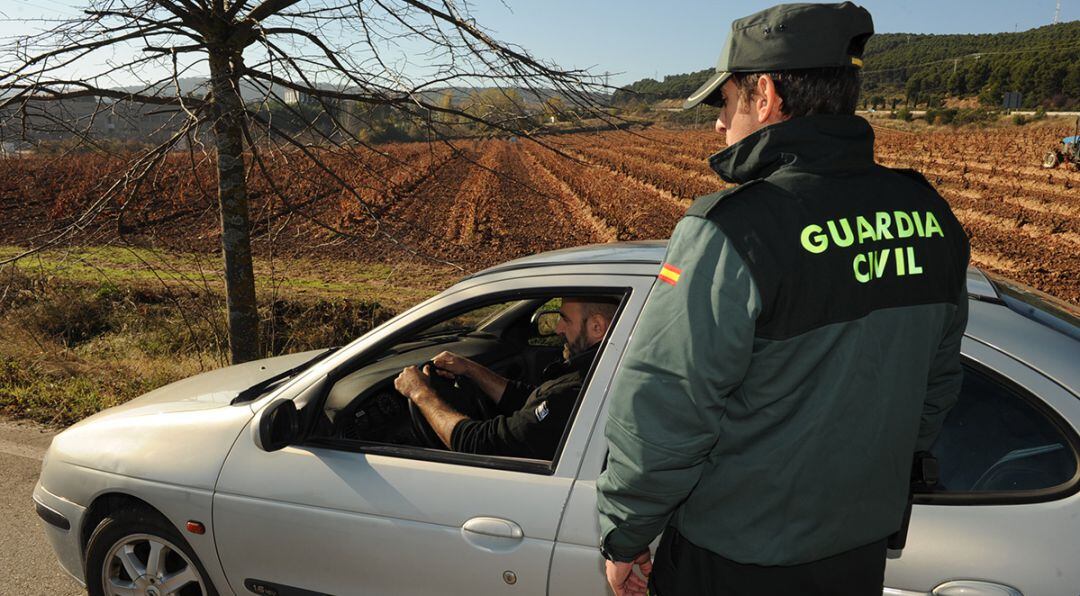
[34,242,1080,596]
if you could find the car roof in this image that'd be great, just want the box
[470,240,669,279]
[472,241,1001,302]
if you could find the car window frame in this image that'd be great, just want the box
[915,356,1080,506]
[299,280,638,476]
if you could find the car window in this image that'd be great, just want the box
[528,298,564,348]
[309,291,626,470]
[928,365,1077,494]
[317,298,534,446]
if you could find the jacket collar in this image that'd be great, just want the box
[568,343,600,373]
[708,114,876,184]
[544,343,600,380]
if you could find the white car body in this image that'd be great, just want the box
[35,242,1080,596]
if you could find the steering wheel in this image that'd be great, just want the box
[407,361,498,449]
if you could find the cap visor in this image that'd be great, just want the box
[683,71,731,109]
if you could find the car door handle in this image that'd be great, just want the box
[932,580,1022,596]
[462,517,523,540]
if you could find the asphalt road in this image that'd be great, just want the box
[0,417,85,595]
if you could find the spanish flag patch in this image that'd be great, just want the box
[658,263,682,286]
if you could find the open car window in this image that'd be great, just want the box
[303,289,629,473]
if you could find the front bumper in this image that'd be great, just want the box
[33,481,87,586]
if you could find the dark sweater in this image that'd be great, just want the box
[450,345,598,460]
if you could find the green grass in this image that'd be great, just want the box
[0,355,189,425]
[0,245,454,309]
[0,245,457,426]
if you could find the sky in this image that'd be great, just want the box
[0,0,1077,87]
[464,0,1079,85]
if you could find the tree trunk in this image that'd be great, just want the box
[209,50,260,364]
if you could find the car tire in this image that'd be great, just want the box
[84,507,218,596]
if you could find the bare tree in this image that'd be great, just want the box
[0,0,611,363]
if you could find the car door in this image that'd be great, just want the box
[552,336,1080,596]
[212,273,653,596]
[883,339,1080,596]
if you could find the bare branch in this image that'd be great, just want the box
[1,82,206,109]
[0,0,618,362]
[245,0,302,23]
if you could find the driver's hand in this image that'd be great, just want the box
[394,365,433,402]
[430,351,474,379]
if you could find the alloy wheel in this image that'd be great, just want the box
[101,533,206,596]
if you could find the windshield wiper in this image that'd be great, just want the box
[413,327,471,339]
[231,347,341,405]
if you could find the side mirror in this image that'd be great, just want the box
[254,398,299,452]
[531,311,560,337]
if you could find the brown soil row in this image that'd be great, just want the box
[620,144,716,178]
[519,148,618,244]
[958,210,1080,304]
[571,145,720,201]
[573,130,721,175]
[2,125,1077,306]
[878,159,1080,200]
[875,150,1080,186]
[524,144,683,240]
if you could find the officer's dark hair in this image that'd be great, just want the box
[731,66,861,117]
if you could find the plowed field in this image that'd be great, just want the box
[2,122,1078,305]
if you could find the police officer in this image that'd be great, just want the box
[596,3,970,595]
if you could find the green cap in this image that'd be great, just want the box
[684,2,874,109]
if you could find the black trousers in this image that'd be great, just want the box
[647,527,887,596]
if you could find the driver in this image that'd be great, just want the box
[394,297,617,459]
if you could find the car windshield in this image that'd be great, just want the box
[411,300,522,338]
[986,273,1080,342]
[231,347,341,404]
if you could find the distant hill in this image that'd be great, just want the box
[114,79,597,107]
[614,20,1080,110]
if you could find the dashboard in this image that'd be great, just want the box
[320,333,518,443]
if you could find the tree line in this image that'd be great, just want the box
[615,21,1080,110]
[267,89,575,144]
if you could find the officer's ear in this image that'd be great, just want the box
[754,74,787,125]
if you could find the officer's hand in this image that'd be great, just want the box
[394,365,433,402]
[605,550,652,596]
[430,351,474,379]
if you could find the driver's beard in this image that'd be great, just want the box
[565,319,591,358]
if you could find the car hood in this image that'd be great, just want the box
[83,348,330,418]
[43,349,328,495]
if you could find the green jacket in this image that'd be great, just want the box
[597,114,970,566]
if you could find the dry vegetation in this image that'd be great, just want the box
[2,118,1078,425]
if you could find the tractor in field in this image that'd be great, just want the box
[1042,117,1080,170]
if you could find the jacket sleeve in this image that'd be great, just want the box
[496,380,534,416]
[451,380,577,460]
[915,278,969,452]
[596,216,760,561]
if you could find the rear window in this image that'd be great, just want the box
[987,274,1080,342]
